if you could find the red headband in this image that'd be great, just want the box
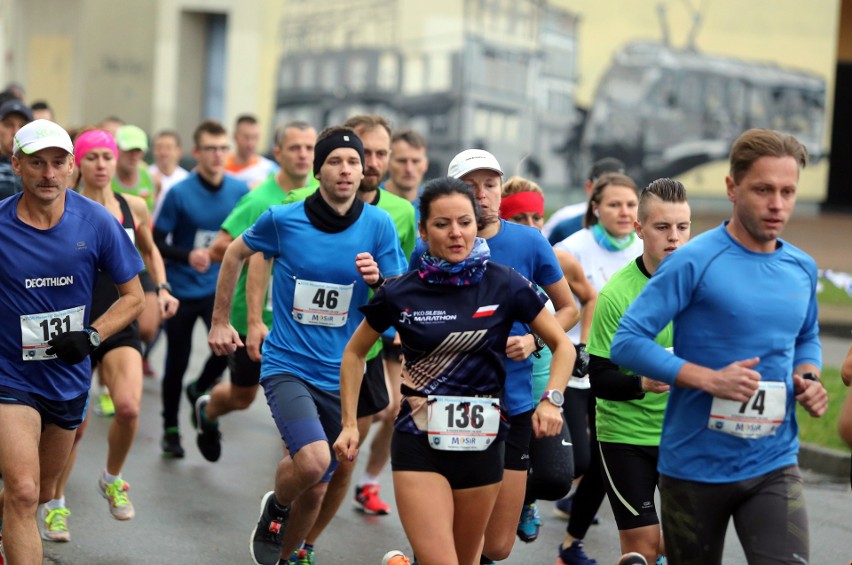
[499,191,544,220]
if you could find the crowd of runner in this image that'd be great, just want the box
[0,83,845,565]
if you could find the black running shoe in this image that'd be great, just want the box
[195,395,222,462]
[250,491,289,565]
[160,428,185,458]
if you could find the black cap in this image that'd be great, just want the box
[588,157,625,182]
[0,100,33,122]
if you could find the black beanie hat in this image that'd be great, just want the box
[313,129,366,177]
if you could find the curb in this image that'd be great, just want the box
[799,442,851,480]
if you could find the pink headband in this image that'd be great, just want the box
[73,129,118,168]
[499,191,544,220]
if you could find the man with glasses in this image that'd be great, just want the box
[154,119,249,457]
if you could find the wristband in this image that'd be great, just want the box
[156,282,173,294]
[368,275,385,291]
[801,372,820,383]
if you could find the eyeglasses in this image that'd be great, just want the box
[199,145,229,153]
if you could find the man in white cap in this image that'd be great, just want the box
[0,120,145,564]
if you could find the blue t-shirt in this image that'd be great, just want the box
[610,223,821,483]
[155,173,249,299]
[360,262,547,435]
[243,201,406,390]
[410,220,563,415]
[0,190,143,400]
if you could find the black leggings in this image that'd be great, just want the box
[160,295,229,430]
[567,394,606,541]
[564,387,591,477]
[659,465,809,565]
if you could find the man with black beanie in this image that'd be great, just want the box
[207,126,406,565]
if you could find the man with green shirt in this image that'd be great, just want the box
[581,178,690,565]
[190,121,317,462]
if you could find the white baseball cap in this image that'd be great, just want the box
[13,119,74,156]
[447,149,503,179]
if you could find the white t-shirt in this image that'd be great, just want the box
[555,227,643,388]
[225,155,279,188]
[149,164,190,222]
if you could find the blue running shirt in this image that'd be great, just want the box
[242,201,406,390]
[611,223,821,483]
[0,190,143,400]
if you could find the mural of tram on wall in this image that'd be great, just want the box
[273,0,828,191]
[579,40,825,187]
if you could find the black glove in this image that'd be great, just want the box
[572,343,590,378]
[46,331,96,365]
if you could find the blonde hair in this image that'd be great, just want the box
[502,175,543,198]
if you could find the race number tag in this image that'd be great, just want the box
[708,381,786,439]
[427,395,500,451]
[291,279,353,327]
[20,305,85,361]
[193,229,218,249]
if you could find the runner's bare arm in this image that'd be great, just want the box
[208,236,253,355]
[90,276,145,340]
[245,252,272,362]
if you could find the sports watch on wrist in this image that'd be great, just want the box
[84,327,101,350]
[540,389,564,408]
[531,333,546,359]
[156,282,173,294]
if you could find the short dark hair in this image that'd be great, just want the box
[343,114,392,138]
[154,130,182,147]
[419,177,481,228]
[193,119,227,147]
[235,114,258,128]
[584,172,638,228]
[638,178,688,223]
[729,128,808,184]
[391,129,427,150]
[30,100,51,112]
[587,157,625,182]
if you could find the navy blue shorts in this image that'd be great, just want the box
[262,374,341,482]
[0,385,88,430]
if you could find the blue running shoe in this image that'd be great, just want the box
[516,502,541,542]
[557,540,599,565]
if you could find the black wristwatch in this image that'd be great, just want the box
[802,372,820,383]
[531,333,545,359]
[156,282,173,295]
[84,327,101,350]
